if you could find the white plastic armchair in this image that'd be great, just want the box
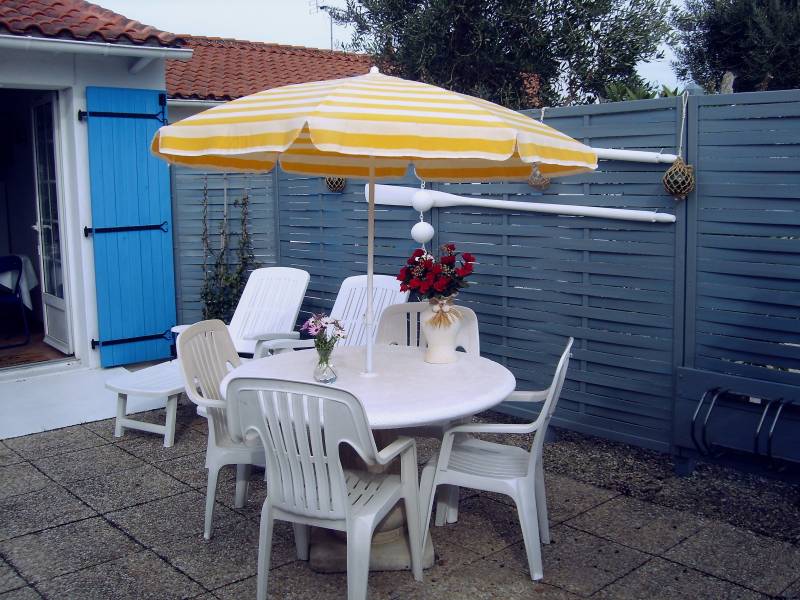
[172,267,310,358]
[176,319,265,540]
[376,301,480,523]
[225,377,423,600]
[258,274,408,355]
[376,302,480,355]
[420,338,574,581]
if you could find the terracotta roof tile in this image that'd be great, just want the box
[166,36,373,101]
[0,0,181,47]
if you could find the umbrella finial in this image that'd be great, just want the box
[369,66,380,74]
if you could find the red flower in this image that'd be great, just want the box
[431,263,443,275]
[397,267,410,281]
[462,252,475,263]
[444,243,456,252]
[441,255,456,266]
[433,276,449,292]
[419,281,431,294]
[456,263,473,277]
[408,279,421,289]
[400,283,408,291]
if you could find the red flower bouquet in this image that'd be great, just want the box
[396,243,475,300]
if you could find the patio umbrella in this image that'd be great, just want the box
[152,67,597,374]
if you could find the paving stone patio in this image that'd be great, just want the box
[1,398,799,599]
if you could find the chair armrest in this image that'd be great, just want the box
[171,324,189,335]
[188,396,226,410]
[244,331,300,341]
[375,436,416,465]
[505,389,548,403]
[446,422,540,435]
[253,337,314,358]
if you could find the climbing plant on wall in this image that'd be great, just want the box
[200,174,259,322]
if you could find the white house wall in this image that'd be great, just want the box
[0,48,174,438]
[0,48,166,373]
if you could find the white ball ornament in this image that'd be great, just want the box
[411,190,435,213]
[411,221,435,244]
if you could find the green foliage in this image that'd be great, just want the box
[329,0,672,106]
[603,80,685,102]
[200,176,259,323]
[672,0,800,92]
[604,79,657,102]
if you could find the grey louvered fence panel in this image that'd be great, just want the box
[434,98,683,452]
[171,167,278,324]
[277,171,420,322]
[685,90,800,390]
[275,98,683,452]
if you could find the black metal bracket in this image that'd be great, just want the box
[78,94,167,124]
[767,399,790,467]
[84,221,168,238]
[691,388,725,456]
[91,329,172,350]
[753,399,776,456]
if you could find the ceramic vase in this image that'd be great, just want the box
[420,295,462,364]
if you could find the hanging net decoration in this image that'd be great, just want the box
[324,176,346,193]
[663,93,695,200]
[528,108,552,191]
[663,157,695,199]
[527,164,551,191]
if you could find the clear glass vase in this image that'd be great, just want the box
[313,347,337,384]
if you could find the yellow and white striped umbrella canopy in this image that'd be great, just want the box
[152,67,597,181]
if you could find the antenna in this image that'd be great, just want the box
[309,0,334,50]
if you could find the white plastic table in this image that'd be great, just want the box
[220,344,515,572]
[220,344,516,429]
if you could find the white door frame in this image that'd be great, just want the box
[30,92,73,355]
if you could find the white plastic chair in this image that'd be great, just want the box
[376,301,480,355]
[260,274,408,354]
[419,338,573,581]
[173,267,310,357]
[376,301,480,524]
[176,319,265,540]
[225,377,424,600]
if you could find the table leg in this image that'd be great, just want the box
[115,393,127,438]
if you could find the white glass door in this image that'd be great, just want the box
[31,94,72,354]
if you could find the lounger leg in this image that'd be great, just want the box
[163,394,178,448]
[114,393,127,438]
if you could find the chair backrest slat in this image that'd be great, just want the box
[330,275,408,347]
[228,267,310,354]
[229,378,378,520]
[178,319,241,406]
[376,302,480,355]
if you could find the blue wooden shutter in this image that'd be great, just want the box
[85,87,177,367]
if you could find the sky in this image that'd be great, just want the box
[100,0,679,90]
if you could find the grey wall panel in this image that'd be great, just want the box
[171,167,278,324]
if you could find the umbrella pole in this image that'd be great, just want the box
[364,160,376,376]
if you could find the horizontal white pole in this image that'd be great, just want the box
[593,147,678,164]
[369,185,676,223]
